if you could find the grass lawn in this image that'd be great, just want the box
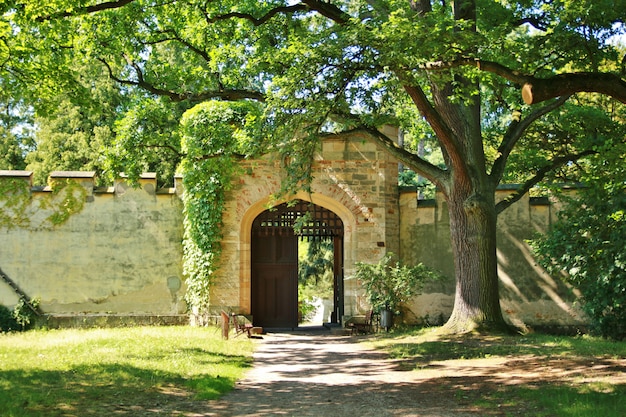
[368,328,626,417]
[0,326,254,416]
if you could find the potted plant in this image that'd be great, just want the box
[355,253,441,331]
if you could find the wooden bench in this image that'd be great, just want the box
[231,313,256,338]
[220,311,231,339]
[347,310,376,335]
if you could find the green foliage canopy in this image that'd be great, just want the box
[530,91,626,340]
[4,1,623,184]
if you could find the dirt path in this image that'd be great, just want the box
[206,330,484,417]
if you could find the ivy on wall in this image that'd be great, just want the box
[0,178,87,230]
[0,178,32,229]
[1,100,266,322]
[45,179,87,226]
[179,101,264,323]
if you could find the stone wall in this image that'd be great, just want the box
[399,187,587,328]
[0,136,589,329]
[0,170,185,316]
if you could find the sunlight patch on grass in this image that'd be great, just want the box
[0,326,254,416]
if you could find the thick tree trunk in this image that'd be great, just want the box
[399,0,511,334]
[443,187,510,333]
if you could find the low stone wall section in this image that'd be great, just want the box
[399,186,587,328]
[0,171,185,315]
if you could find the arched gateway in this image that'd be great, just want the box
[210,134,403,326]
[251,201,344,328]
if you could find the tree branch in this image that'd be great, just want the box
[423,57,530,83]
[495,149,597,215]
[490,95,570,183]
[322,127,449,189]
[135,143,183,158]
[396,72,469,193]
[97,57,265,102]
[145,28,211,63]
[522,73,626,105]
[36,0,136,21]
[202,1,350,26]
[204,5,309,26]
[512,17,548,31]
[301,1,351,24]
[422,58,626,104]
[409,0,432,15]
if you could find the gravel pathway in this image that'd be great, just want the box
[206,329,482,417]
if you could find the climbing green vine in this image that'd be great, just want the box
[179,101,264,323]
[0,178,32,229]
[46,179,87,226]
[0,177,87,229]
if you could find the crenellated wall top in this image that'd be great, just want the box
[0,170,183,196]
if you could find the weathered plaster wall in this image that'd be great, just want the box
[399,187,587,328]
[0,171,185,315]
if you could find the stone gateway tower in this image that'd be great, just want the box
[213,129,402,327]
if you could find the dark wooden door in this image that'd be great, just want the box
[251,233,298,328]
[251,200,344,328]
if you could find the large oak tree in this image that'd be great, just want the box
[2,0,625,332]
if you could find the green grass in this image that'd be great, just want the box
[376,329,625,360]
[369,327,626,417]
[0,326,254,416]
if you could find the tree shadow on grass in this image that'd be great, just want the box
[372,334,626,416]
[0,358,248,417]
[379,332,626,363]
[207,363,626,417]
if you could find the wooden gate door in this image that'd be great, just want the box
[251,232,298,328]
[251,201,344,328]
